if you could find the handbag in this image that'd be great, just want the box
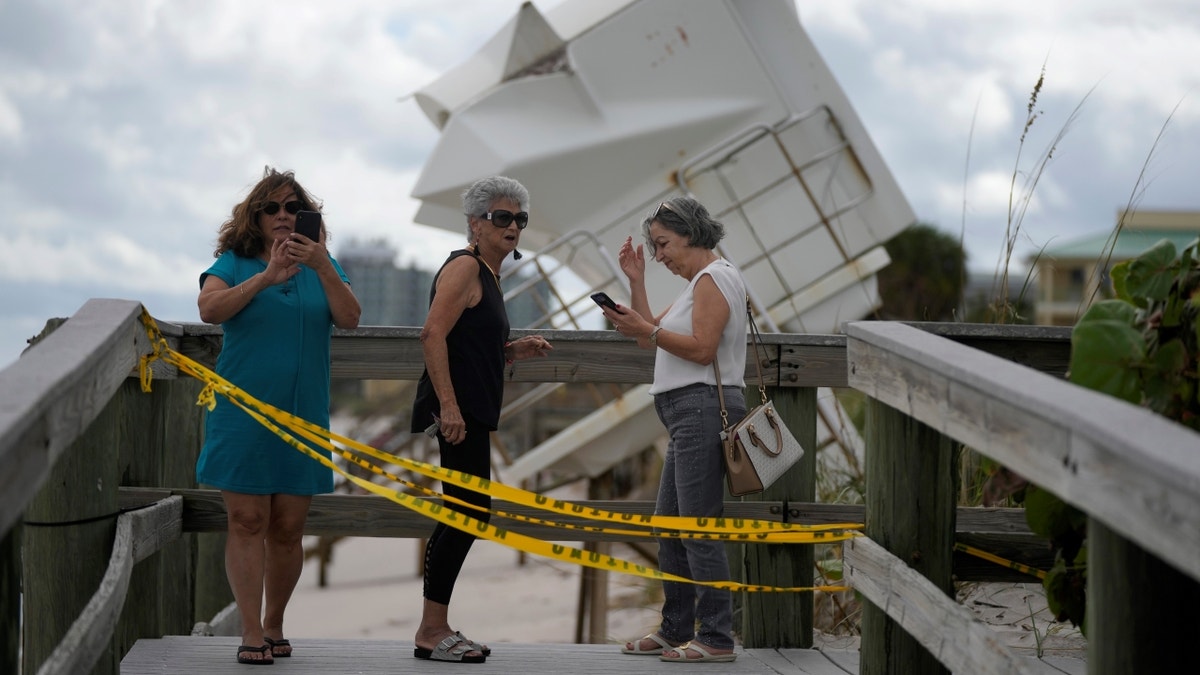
[713,301,805,496]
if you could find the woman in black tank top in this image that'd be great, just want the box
[408,176,553,664]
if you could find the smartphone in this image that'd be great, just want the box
[294,210,322,242]
[590,291,620,311]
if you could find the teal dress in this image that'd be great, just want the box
[196,251,349,495]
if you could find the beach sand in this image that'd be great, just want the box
[285,534,1086,658]
[285,534,662,646]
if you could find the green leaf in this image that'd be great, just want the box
[817,559,843,581]
[1144,339,1189,415]
[1110,261,1131,302]
[1149,338,1188,377]
[1076,299,1137,326]
[1025,485,1085,540]
[1124,239,1179,302]
[1069,320,1146,403]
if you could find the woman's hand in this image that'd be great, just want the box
[436,405,467,445]
[287,232,331,271]
[263,237,300,286]
[602,303,653,341]
[618,236,645,284]
[508,335,553,361]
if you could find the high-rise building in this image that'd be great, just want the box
[336,239,432,327]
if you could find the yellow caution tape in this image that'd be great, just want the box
[954,543,1047,580]
[138,309,859,592]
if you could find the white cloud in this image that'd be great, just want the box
[0,91,20,142]
[1,0,1199,370]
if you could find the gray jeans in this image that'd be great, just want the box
[653,383,745,650]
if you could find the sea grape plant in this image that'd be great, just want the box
[1025,235,1200,632]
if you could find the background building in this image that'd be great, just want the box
[1031,210,1200,326]
[336,239,432,327]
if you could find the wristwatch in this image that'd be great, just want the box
[649,325,663,346]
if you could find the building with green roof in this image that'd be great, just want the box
[1032,210,1200,325]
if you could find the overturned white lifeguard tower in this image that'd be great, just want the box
[408,0,915,482]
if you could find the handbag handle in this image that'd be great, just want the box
[714,298,767,430]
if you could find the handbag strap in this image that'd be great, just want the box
[713,298,767,431]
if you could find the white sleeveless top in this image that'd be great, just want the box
[648,258,748,395]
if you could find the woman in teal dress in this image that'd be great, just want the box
[197,167,360,665]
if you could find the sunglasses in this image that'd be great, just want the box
[652,201,675,221]
[482,209,529,230]
[645,201,678,254]
[262,200,303,216]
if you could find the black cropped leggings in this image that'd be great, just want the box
[423,414,493,605]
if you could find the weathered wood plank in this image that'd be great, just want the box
[0,299,150,536]
[773,647,856,673]
[167,321,1069,388]
[119,635,1080,674]
[36,497,181,675]
[117,489,1049,581]
[845,536,1028,675]
[122,636,857,674]
[845,321,1200,583]
[859,399,957,675]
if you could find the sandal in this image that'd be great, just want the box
[660,642,737,663]
[414,634,486,663]
[236,644,274,665]
[455,630,491,657]
[264,636,291,658]
[621,632,678,655]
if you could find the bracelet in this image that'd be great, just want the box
[649,326,662,346]
[504,341,514,365]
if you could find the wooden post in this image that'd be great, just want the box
[738,386,817,648]
[1,523,18,675]
[22,386,124,675]
[586,473,611,643]
[1088,520,1200,672]
[859,398,957,675]
[114,377,206,653]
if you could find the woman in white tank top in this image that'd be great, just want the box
[601,197,746,664]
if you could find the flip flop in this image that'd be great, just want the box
[236,644,274,665]
[660,643,737,663]
[264,636,291,658]
[413,634,486,663]
[621,632,677,655]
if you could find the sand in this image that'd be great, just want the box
[284,534,1085,659]
[285,535,662,646]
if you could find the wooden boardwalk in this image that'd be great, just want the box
[122,636,1086,674]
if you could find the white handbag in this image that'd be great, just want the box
[714,301,805,496]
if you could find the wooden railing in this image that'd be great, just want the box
[843,321,1200,674]
[9,298,1197,673]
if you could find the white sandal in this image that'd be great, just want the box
[621,632,676,655]
[660,642,737,663]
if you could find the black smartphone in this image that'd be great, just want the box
[294,210,322,242]
[590,291,620,311]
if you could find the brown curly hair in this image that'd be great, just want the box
[214,166,323,258]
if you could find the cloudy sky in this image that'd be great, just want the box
[1,0,1197,370]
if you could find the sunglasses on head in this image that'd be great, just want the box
[262,200,303,216]
[652,201,676,221]
[482,210,529,230]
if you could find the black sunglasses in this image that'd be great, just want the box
[262,200,303,216]
[482,209,529,230]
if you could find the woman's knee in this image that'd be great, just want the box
[224,495,270,536]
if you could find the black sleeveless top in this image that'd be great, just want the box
[411,249,510,432]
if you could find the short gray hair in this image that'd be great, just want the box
[462,176,530,238]
[641,196,725,252]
